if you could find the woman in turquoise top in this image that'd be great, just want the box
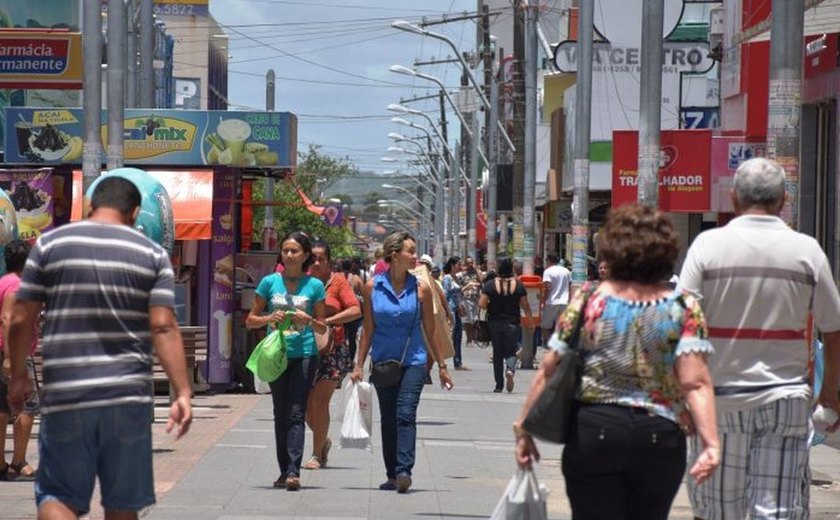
[246,231,328,491]
[350,231,454,494]
[513,204,720,520]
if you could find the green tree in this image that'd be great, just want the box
[294,144,356,200]
[250,145,360,258]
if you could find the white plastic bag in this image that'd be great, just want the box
[339,379,373,450]
[489,469,548,520]
[254,374,271,394]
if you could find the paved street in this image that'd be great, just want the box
[4,345,840,519]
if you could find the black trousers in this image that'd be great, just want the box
[562,403,687,520]
[488,321,519,389]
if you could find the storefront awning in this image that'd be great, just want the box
[71,169,214,240]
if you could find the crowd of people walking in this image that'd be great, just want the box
[2,157,840,520]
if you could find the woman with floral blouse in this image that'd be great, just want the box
[513,203,720,520]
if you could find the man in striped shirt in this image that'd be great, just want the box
[7,176,192,520]
[680,157,840,520]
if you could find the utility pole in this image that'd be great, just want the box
[637,0,664,207]
[106,0,127,170]
[487,64,500,269]
[512,3,525,269]
[572,0,594,287]
[126,0,137,108]
[139,0,155,108]
[522,0,537,276]
[467,96,479,261]
[82,0,102,193]
[264,69,276,250]
[481,3,498,269]
[439,91,450,261]
[767,0,804,229]
[450,142,461,258]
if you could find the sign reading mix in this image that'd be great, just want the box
[4,108,298,167]
[0,31,83,89]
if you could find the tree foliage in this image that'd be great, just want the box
[249,145,361,258]
[294,144,357,199]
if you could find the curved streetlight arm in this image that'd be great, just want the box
[382,183,433,212]
[390,26,516,152]
[385,139,440,182]
[392,20,490,109]
[378,200,423,220]
[390,118,471,187]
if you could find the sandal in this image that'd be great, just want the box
[378,479,396,491]
[320,437,332,467]
[9,461,35,481]
[302,456,322,470]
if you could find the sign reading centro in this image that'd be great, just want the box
[612,129,712,212]
[4,107,298,168]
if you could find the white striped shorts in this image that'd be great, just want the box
[688,398,811,520]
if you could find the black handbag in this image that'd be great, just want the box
[370,294,420,388]
[522,284,596,444]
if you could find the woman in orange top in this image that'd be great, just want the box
[304,239,362,469]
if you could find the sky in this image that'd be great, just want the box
[209,0,484,177]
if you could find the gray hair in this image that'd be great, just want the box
[733,157,786,211]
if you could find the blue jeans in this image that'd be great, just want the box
[36,403,155,515]
[450,313,463,367]
[373,364,426,479]
[269,355,318,477]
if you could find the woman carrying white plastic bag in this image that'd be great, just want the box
[339,379,373,450]
[489,469,548,520]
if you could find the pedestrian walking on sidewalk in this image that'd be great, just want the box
[514,204,720,520]
[350,231,453,494]
[540,253,571,344]
[0,240,38,481]
[7,176,193,519]
[680,157,840,520]
[456,257,482,348]
[246,231,328,491]
[304,240,361,470]
[442,256,468,370]
[478,256,531,393]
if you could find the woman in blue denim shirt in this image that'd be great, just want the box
[350,231,454,494]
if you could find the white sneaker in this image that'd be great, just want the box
[505,370,515,392]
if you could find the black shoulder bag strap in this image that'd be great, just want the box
[398,281,421,365]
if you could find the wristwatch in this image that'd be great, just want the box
[437,362,448,370]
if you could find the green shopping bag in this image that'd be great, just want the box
[246,318,290,383]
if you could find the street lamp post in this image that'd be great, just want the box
[390,20,515,152]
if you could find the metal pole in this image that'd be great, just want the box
[767,0,804,229]
[106,0,126,171]
[467,109,479,261]
[637,0,664,207]
[126,0,137,108]
[499,212,509,253]
[572,0,594,288]
[439,91,451,260]
[450,142,461,258]
[139,0,155,108]
[522,0,537,275]
[82,0,102,193]
[486,65,500,269]
[265,70,276,241]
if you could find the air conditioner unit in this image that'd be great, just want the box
[709,6,724,37]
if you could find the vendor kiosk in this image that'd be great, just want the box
[3,107,297,390]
